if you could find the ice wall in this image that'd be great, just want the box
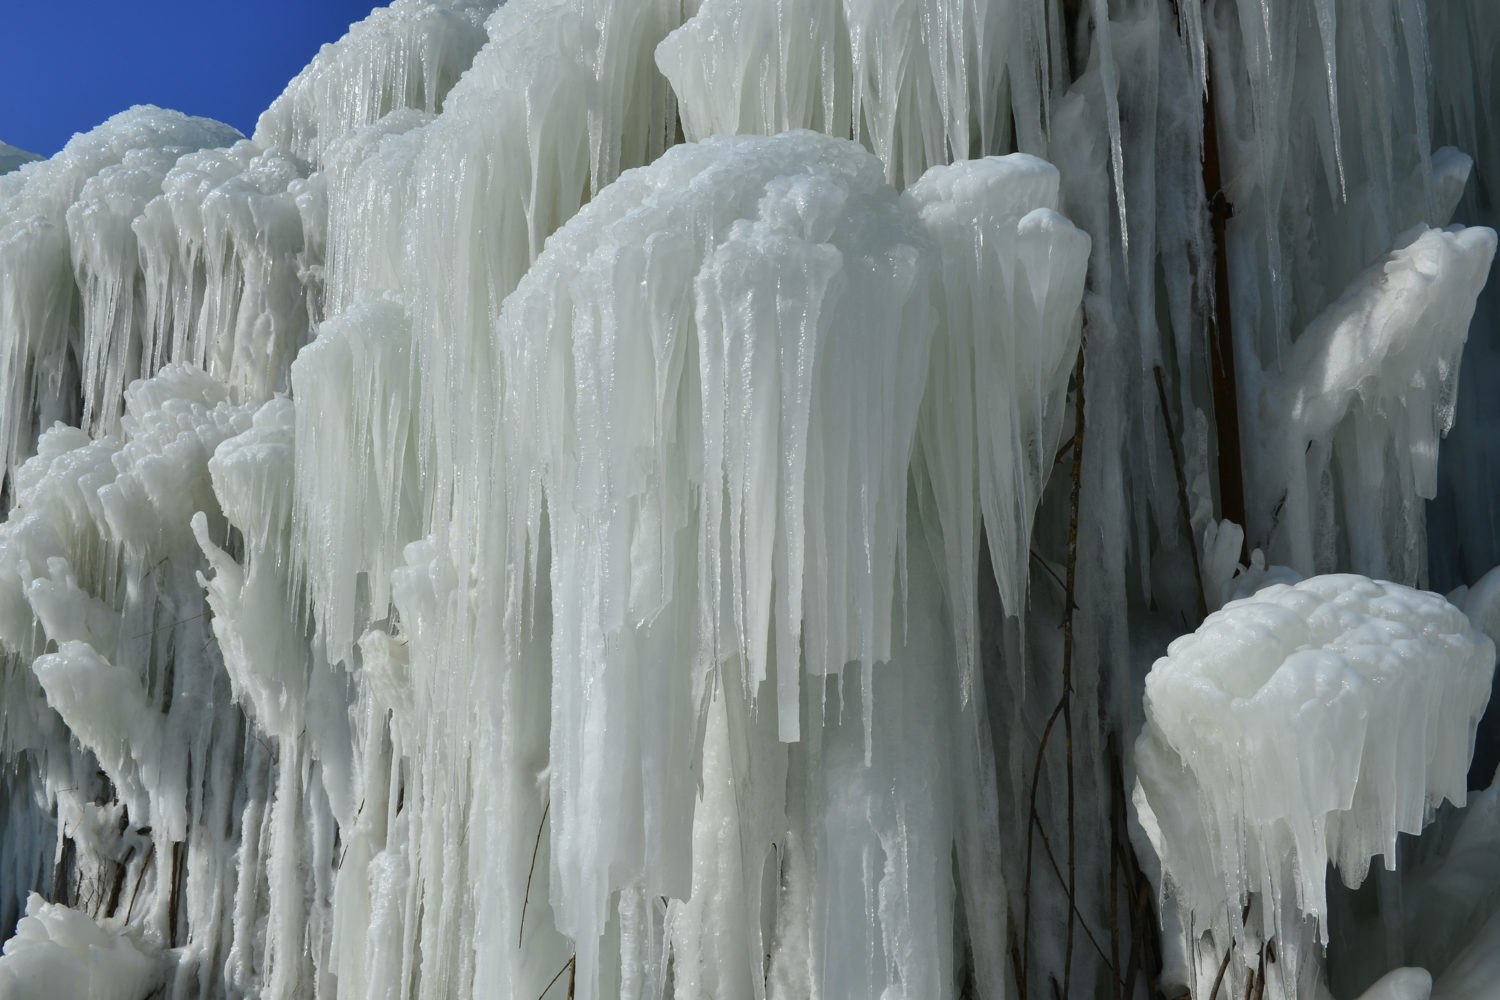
[0,0,1498,998]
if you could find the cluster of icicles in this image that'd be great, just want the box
[2,0,1499,998]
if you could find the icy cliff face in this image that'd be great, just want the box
[0,0,1497,999]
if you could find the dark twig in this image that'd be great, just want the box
[1054,434,1077,467]
[1030,549,1067,594]
[1208,902,1254,1000]
[168,841,187,948]
[535,955,575,1000]
[1121,882,1149,999]
[1021,694,1067,998]
[1011,925,1028,999]
[1109,791,1122,1000]
[104,844,134,918]
[1023,336,1087,1000]
[519,798,550,947]
[1107,733,1162,1000]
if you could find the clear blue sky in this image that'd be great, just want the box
[2,2,383,157]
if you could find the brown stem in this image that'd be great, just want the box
[169,840,187,948]
[1207,941,1233,1000]
[1203,60,1248,556]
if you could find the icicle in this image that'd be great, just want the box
[905,154,1088,699]
[290,297,420,667]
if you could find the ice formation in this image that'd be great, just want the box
[1134,575,1495,998]
[1,0,1499,998]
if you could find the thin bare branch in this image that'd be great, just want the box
[519,797,550,947]
[535,955,575,1000]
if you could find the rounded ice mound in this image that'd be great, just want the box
[1133,574,1495,997]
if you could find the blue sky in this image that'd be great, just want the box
[2,2,383,157]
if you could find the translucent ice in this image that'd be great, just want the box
[498,130,937,994]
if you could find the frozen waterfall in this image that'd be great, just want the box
[1,1,1499,999]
